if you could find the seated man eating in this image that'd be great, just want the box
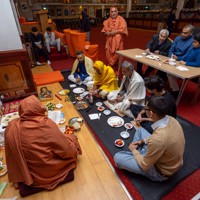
[107,60,146,118]
[5,95,82,193]
[114,96,185,181]
[89,60,119,99]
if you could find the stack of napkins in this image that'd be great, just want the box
[48,111,61,124]
[89,113,99,120]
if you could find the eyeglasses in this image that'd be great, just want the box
[181,31,190,34]
[144,107,151,111]
[77,57,84,60]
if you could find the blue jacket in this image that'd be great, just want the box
[178,47,200,67]
[168,35,193,57]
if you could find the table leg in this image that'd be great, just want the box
[176,79,188,105]
[117,55,123,79]
[191,77,200,104]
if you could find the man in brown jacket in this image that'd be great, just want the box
[114,96,185,181]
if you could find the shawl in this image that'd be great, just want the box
[93,61,119,92]
[71,55,94,77]
[5,95,82,189]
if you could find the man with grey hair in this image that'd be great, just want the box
[107,60,146,118]
[137,29,172,77]
[167,24,194,98]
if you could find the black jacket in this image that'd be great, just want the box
[146,34,172,56]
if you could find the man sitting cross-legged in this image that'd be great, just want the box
[68,50,94,86]
[114,96,185,181]
[107,60,146,118]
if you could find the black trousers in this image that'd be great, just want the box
[32,46,49,62]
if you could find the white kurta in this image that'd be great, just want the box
[108,71,146,118]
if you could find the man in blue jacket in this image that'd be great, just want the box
[167,24,194,98]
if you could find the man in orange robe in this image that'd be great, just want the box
[5,95,82,191]
[102,6,128,67]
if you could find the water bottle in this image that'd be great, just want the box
[89,93,93,104]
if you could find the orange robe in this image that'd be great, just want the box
[5,95,82,189]
[102,15,128,66]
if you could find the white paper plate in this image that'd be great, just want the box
[73,88,85,94]
[146,55,160,60]
[0,165,7,177]
[103,110,111,115]
[115,139,124,147]
[96,102,103,107]
[107,116,124,127]
[56,103,63,109]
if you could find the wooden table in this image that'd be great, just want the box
[116,48,200,105]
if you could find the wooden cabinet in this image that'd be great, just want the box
[0,46,37,102]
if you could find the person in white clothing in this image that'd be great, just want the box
[107,61,146,118]
[44,27,61,54]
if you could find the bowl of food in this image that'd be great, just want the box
[124,123,133,130]
[64,126,75,135]
[115,139,125,147]
[97,106,105,112]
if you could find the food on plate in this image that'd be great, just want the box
[64,126,75,134]
[124,123,133,129]
[59,118,66,124]
[112,120,123,127]
[46,102,56,110]
[59,89,70,96]
[76,96,83,101]
[97,106,105,111]
[1,112,19,127]
[115,139,124,147]
[74,101,89,110]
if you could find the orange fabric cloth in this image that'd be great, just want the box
[33,71,64,86]
[101,7,128,66]
[5,95,82,189]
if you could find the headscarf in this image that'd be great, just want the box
[93,61,119,92]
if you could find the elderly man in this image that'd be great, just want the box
[114,96,185,181]
[167,24,194,98]
[68,50,94,86]
[107,60,146,118]
[101,6,128,67]
[137,29,172,77]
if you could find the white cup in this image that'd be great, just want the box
[169,61,176,66]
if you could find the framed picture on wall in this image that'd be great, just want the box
[56,8,62,16]
[64,8,69,16]
[88,7,95,18]
[70,7,76,15]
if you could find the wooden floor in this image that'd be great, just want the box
[0,64,130,200]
